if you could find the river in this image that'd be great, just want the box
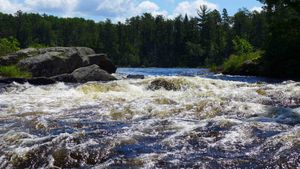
[0,68,299,168]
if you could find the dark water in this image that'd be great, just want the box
[117,67,281,83]
[0,68,299,168]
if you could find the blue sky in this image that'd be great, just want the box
[0,0,263,21]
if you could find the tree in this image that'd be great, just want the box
[258,0,300,77]
[232,36,253,55]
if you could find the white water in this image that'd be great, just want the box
[0,76,300,168]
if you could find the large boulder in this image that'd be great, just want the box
[17,47,95,77]
[0,47,116,77]
[71,64,117,83]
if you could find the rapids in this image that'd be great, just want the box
[0,69,300,168]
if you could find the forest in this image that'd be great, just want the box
[0,0,299,78]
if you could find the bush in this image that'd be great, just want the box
[222,50,263,73]
[0,66,32,78]
[0,37,20,56]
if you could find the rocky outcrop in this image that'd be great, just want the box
[16,47,94,77]
[0,47,118,84]
[0,47,117,77]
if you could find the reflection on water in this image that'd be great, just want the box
[0,69,300,168]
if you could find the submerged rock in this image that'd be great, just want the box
[127,74,145,79]
[148,79,181,91]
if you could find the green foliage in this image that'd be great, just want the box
[0,37,20,56]
[0,66,32,78]
[222,50,263,73]
[232,36,253,55]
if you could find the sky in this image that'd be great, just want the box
[0,0,263,22]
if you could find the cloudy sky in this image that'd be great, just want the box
[0,0,263,21]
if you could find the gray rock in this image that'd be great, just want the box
[13,47,117,77]
[0,77,56,85]
[51,74,77,83]
[0,48,38,66]
[17,47,94,77]
[0,78,27,84]
[83,54,117,74]
[127,75,145,79]
[27,77,56,85]
[71,64,117,83]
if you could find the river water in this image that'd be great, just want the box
[0,68,299,168]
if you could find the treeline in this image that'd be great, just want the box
[0,0,299,77]
[0,7,266,67]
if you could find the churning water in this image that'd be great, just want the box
[0,68,299,168]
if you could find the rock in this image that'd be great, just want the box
[148,79,180,91]
[51,74,77,83]
[127,75,145,79]
[83,54,117,74]
[239,60,260,76]
[13,47,117,77]
[0,48,39,66]
[0,78,27,84]
[17,47,94,77]
[27,77,56,85]
[0,77,56,85]
[71,64,117,83]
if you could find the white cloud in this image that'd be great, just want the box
[25,0,78,16]
[137,1,159,13]
[0,0,218,22]
[171,0,218,18]
[136,1,167,17]
[250,6,263,12]
[0,0,29,14]
[96,0,134,17]
[95,0,167,21]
